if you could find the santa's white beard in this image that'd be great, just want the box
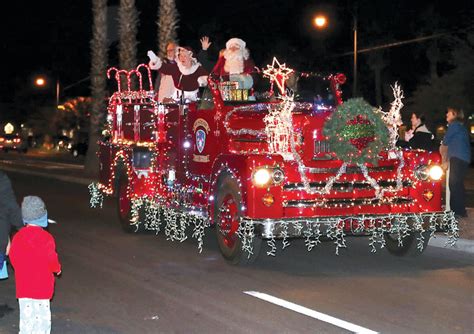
[224,50,244,74]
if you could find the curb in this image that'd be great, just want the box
[429,235,474,254]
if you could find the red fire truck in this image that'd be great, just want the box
[90,63,457,265]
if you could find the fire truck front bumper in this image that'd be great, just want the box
[243,211,456,239]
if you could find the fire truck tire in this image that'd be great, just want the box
[383,231,431,256]
[116,172,143,233]
[215,176,262,265]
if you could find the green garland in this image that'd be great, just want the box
[323,98,389,165]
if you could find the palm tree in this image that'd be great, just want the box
[85,0,108,175]
[118,0,138,70]
[157,0,179,57]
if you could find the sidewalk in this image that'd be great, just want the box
[1,149,473,253]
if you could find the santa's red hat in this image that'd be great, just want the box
[226,38,246,50]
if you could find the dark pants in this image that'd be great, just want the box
[449,157,469,217]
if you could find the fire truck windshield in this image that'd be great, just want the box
[291,76,335,107]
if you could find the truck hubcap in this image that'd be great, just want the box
[218,195,239,248]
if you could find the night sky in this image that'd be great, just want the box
[0,0,471,110]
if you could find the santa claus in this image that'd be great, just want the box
[211,38,255,89]
[148,46,208,102]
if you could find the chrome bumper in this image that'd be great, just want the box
[243,211,455,239]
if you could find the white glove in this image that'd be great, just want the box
[147,50,158,62]
[197,76,208,87]
[147,50,162,70]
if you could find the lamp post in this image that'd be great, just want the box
[56,79,60,108]
[352,14,357,97]
[313,10,358,97]
[34,76,61,109]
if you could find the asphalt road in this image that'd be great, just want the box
[0,171,473,334]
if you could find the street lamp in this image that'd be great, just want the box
[312,11,358,97]
[35,77,46,87]
[313,15,327,29]
[34,76,61,108]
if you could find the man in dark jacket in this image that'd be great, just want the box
[0,170,22,271]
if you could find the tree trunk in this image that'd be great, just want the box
[157,0,179,57]
[85,0,108,176]
[118,0,138,90]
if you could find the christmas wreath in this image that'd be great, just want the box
[323,98,389,165]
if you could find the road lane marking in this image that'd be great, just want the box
[244,291,378,334]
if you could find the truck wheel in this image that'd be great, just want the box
[116,173,142,233]
[215,177,262,265]
[384,231,431,256]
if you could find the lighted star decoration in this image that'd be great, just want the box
[263,57,294,96]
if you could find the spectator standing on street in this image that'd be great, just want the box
[440,107,471,218]
[404,112,437,151]
[0,170,22,278]
[9,196,61,334]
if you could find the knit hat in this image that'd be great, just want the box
[226,38,246,50]
[22,196,48,227]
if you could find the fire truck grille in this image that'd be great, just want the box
[283,180,412,192]
[283,197,413,208]
[305,165,396,174]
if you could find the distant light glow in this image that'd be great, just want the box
[314,15,327,28]
[35,77,46,86]
[4,123,14,134]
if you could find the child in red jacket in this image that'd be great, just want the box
[9,196,61,334]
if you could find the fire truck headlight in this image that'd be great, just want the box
[414,165,429,181]
[428,165,443,181]
[414,164,443,181]
[272,169,285,184]
[252,168,271,187]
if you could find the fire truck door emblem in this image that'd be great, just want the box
[196,129,206,153]
[192,118,211,163]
